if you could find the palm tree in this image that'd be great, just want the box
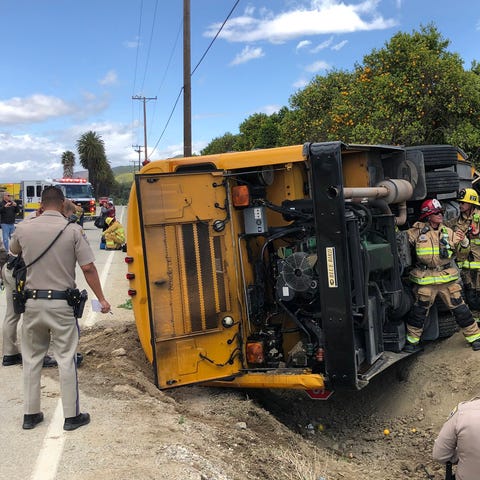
[61,150,75,178]
[76,131,107,196]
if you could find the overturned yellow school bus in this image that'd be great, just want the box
[126,142,469,395]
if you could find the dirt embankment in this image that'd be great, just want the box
[61,315,478,480]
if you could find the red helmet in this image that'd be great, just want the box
[419,198,443,220]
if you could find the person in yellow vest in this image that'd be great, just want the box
[102,216,125,250]
[451,188,480,319]
[405,198,480,352]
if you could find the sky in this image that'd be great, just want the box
[0,0,479,183]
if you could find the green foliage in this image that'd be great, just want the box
[61,150,75,178]
[116,172,134,184]
[118,298,133,310]
[200,24,480,162]
[200,132,239,155]
[76,131,116,197]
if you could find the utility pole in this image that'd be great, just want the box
[132,145,143,171]
[183,0,192,158]
[132,95,157,164]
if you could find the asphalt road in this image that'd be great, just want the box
[0,206,130,480]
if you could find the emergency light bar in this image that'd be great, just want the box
[54,178,88,183]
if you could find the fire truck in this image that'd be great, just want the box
[126,142,472,396]
[20,178,96,218]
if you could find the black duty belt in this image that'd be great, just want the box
[25,289,68,300]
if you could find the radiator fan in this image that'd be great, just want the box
[279,252,316,292]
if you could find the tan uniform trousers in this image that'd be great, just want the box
[407,282,479,340]
[1,263,21,356]
[21,298,79,418]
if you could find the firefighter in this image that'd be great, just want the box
[451,188,480,318]
[102,216,125,250]
[405,198,480,352]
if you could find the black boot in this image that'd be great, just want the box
[64,412,90,431]
[22,412,44,430]
[470,339,480,351]
[2,353,22,366]
[403,342,423,353]
[42,355,58,368]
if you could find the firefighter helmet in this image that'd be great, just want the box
[458,188,480,206]
[419,199,444,220]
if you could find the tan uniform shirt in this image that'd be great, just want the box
[433,397,480,480]
[9,210,94,290]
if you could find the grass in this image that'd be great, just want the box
[118,298,133,310]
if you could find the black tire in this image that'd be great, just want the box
[425,170,459,194]
[438,314,459,338]
[407,145,458,169]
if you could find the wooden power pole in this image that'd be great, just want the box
[132,95,157,164]
[183,0,192,158]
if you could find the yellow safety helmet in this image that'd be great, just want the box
[458,188,480,206]
[105,216,115,226]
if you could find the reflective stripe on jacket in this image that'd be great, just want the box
[407,221,464,285]
[452,209,480,270]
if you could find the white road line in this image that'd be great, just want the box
[30,402,66,480]
[31,206,123,479]
[83,249,115,327]
[84,205,124,327]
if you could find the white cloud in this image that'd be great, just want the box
[259,104,281,115]
[123,37,141,48]
[0,132,66,181]
[99,70,118,86]
[293,78,309,89]
[332,39,348,51]
[205,0,397,44]
[305,60,331,73]
[0,95,74,125]
[296,40,312,51]
[310,36,334,53]
[230,46,265,66]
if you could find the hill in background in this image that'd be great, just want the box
[112,165,136,184]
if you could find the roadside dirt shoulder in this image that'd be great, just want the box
[52,309,477,480]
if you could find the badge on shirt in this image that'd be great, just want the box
[419,234,427,242]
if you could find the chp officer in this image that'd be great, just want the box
[433,396,480,479]
[10,186,111,430]
[404,198,480,352]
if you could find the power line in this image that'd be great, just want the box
[150,0,241,158]
[131,0,144,147]
[131,0,144,96]
[140,0,159,94]
[148,18,183,147]
[191,0,240,76]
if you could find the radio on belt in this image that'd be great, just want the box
[244,205,268,235]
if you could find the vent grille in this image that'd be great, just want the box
[180,222,228,332]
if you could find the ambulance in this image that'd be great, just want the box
[20,178,96,218]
